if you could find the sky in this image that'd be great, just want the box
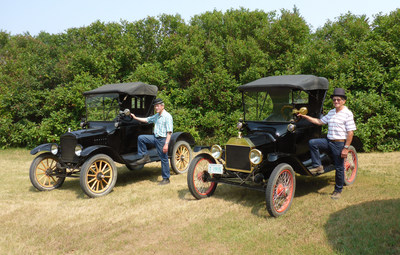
[1,0,399,36]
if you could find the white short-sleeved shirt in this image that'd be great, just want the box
[321,106,356,140]
[147,110,173,138]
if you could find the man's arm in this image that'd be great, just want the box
[341,131,354,158]
[298,113,324,126]
[163,132,172,154]
[131,113,148,123]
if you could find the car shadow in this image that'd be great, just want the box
[178,174,333,218]
[324,198,400,254]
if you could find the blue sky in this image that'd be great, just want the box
[1,0,399,35]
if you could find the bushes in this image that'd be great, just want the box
[0,8,399,151]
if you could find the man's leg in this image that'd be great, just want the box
[328,141,345,194]
[309,138,329,172]
[155,137,170,181]
[137,135,155,157]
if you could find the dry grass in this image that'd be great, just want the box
[0,149,399,254]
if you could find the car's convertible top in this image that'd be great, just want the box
[239,75,329,92]
[84,82,158,96]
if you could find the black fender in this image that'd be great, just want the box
[351,136,363,152]
[30,143,55,155]
[167,132,195,156]
[80,145,123,163]
[192,153,217,164]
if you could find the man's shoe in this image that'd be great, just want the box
[158,178,170,185]
[135,154,150,165]
[331,191,341,200]
[310,165,324,174]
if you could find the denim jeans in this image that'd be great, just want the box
[309,138,345,193]
[137,135,170,179]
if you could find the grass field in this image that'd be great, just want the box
[0,149,399,254]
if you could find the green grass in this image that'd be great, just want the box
[0,149,399,254]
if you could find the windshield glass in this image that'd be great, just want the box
[243,88,293,122]
[86,94,120,121]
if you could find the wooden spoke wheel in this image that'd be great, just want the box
[29,153,65,191]
[80,154,117,198]
[171,141,193,174]
[344,145,358,186]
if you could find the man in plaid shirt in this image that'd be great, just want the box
[298,88,356,199]
[131,98,173,185]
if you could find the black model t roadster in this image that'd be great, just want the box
[30,82,194,197]
[187,75,361,217]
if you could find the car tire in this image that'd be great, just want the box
[29,153,66,191]
[265,163,296,217]
[80,154,117,198]
[344,145,358,186]
[171,140,193,174]
[187,154,218,199]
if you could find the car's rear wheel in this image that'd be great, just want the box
[171,141,193,174]
[187,154,218,199]
[29,153,66,191]
[266,163,296,217]
[344,145,358,186]
[80,154,117,198]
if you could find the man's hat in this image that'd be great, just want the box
[153,98,164,105]
[331,88,347,100]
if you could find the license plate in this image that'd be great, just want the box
[208,164,223,174]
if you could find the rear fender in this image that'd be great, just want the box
[168,132,195,156]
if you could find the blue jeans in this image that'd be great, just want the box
[137,135,170,179]
[309,138,345,193]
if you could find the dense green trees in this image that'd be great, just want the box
[0,8,399,151]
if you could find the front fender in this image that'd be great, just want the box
[30,143,54,155]
[80,145,122,162]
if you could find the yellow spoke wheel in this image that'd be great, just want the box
[29,153,65,191]
[171,141,193,174]
[80,154,117,198]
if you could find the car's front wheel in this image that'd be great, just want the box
[80,154,117,198]
[29,153,66,191]
[171,141,193,174]
[265,163,296,217]
[187,154,218,199]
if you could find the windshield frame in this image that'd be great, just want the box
[85,93,120,122]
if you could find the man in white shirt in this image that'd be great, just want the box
[298,88,356,199]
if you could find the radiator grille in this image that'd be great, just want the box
[60,135,77,162]
[225,145,251,171]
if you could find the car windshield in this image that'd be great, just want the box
[243,88,308,122]
[86,94,120,121]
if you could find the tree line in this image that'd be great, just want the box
[0,7,399,151]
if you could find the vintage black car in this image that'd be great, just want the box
[187,75,361,217]
[30,82,194,197]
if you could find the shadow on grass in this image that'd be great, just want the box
[325,199,400,254]
[178,173,334,218]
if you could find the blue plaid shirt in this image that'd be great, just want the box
[147,110,173,138]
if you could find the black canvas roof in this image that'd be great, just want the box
[239,75,329,92]
[83,82,158,96]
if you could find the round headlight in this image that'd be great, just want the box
[287,123,296,133]
[51,144,58,155]
[211,145,223,159]
[249,149,262,165]
[75,144,83,156]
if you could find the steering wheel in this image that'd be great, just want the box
[280,105,293,121]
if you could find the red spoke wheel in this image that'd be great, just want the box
[80,154,117,198]
[29,153,66,191]
[187,154,218,199]
[266,163,296,217]
[344,145,358,186]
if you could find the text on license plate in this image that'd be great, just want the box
[208,164,223,174]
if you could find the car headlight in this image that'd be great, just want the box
[249,149,262,165]
[75,144,83,156]
[211,145,223,159]
[51,144,58,155]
